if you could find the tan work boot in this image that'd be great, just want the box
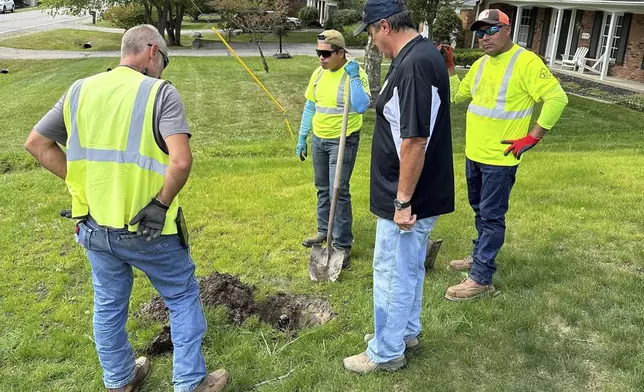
[449,255,473,271]
[343,352,406,375]
[445,278,495,301]
[107,357,151,392]
[302,233,326,247]
[194,369,228,392]
[363,333,419,349]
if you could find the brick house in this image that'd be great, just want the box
[462,0,644,82]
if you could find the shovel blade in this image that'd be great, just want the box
[309,245,329,281]
[309,246,345,282]
[425,239,443,272]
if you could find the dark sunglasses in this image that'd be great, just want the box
[316,49,338,58]
[476,25,503,39]
[148,43,169,69]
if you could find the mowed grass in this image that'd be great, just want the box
[0,29,125,51]
[0,29,320,52]
[1,57,644,391]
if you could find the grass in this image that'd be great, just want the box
[0,29,124,51]
[0,29,319,51]
[12,5,44,13]
[1,57,644,391]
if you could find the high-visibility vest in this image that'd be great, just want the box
[63,67,179,234]
[307,65,363,139]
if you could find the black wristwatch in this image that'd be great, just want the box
[394,199,411,210]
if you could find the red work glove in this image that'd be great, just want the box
[501,135,541,159]
[436,44,455,69]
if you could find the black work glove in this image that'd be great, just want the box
[60,209,73,219]
[129,198,169,241]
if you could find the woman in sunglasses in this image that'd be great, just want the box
[439,9,568,301]
[297,29,371,267]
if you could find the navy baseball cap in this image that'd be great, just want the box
[353,0,408,36]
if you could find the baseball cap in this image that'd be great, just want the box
[469,9,511,31]
[318,29,346,50]
[353,0,408,36]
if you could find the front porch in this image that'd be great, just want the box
[553,66,644,94]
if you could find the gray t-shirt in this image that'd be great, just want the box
[35,81,191,147]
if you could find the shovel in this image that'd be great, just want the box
[309,84,352,282]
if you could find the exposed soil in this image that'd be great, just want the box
[140,272,335,355]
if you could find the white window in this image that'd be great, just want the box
[599,13,624,60]
[517,8,532,47]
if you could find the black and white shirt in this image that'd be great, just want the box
[370,35,455,220]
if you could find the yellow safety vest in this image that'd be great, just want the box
[63,67,179,234]
[305,65,364,139]
[452,44,565,166]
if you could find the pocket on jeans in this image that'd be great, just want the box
[74,221,93,249]
[120,234,170,255]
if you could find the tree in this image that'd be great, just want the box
[432,7,463,44]
[363,34,383,102]
[41,0,189,46]
[406,0,457,40]
[185,0,216,21]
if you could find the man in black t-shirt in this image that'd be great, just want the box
[343,0,454,375]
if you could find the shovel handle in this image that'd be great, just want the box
[326,82,351,247]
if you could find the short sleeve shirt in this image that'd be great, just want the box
[370,35,455,220]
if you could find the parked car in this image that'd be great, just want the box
[1,0,15,13]
[285,16,301,30]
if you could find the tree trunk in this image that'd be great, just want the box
[364,34,383,103]
[155,5,167,41]
[143,2,153,25]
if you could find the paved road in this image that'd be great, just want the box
[0,9,90,36]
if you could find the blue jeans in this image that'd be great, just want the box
[311,132,360,250]
[367,216,438,363]
[466,158,518,285]
[76,217,207,392]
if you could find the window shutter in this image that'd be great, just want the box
[616,13,632,65]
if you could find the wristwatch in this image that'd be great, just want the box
[394,199,411,210]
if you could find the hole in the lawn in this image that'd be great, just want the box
[139,272,335,355]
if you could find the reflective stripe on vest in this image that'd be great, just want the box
[313,70,355,115]
[468,49,533,121]
[66,77,167,176]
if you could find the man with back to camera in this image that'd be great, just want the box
[24,25,228,392]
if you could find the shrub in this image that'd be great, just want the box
[325,9,361,30]
[342,27,368,48]
[103,4,147,30]
[298,6,319,28]
[453,48,484,67]
[433,8,463,44]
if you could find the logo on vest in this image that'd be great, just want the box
[539,68,551,79]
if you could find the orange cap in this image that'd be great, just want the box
[470,9,511,31]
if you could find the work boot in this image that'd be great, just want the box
[341,250,351,269]
[363,334,419,349]
[107,357,151,392]
[445,278,495,301]
[449,255,473,271]
[194,369,229,392]
[302,233,326,247]
[343,352,406,375]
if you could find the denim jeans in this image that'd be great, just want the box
[311,132,360,250]
[366,216,438,363]
[76,217,207,392]
[466,158,518,285]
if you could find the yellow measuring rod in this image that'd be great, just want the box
[212,27,295,140]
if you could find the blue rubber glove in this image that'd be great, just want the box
[344,60,360,79]
[296,134,307,161]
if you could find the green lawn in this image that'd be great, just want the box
[12,5,44,13]
[0,29,124,51]
[1,57,644,391]
[0,29,318,52]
